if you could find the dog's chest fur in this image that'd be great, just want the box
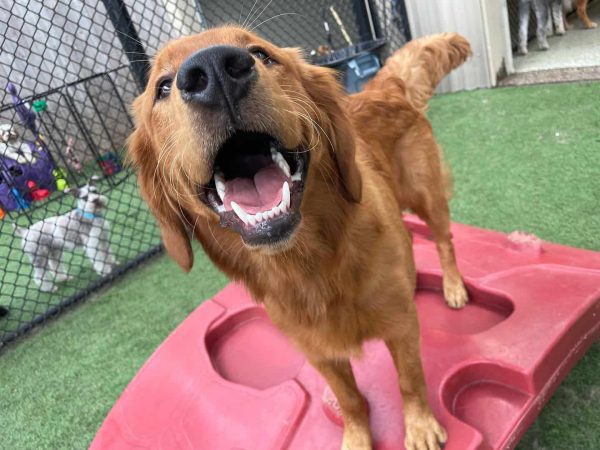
[198,161,415,358]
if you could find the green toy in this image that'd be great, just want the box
[52,168,69,191]
[32,99,48,113]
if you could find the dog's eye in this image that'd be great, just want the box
[250,48,276,66]
[156,77,173,100]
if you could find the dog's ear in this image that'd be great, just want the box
[128,125,194,272]
[299,63,362,203]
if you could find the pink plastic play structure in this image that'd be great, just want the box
[91,216,600,450]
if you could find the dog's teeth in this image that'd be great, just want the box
[230,201,248,225]
[278,158,291,177]
[272,205,281,216]
[247,214,257,226]
[214,172,226,201]
[271,149,291,177]
[267,209,275,219]
[291,159,302,182]
[282,181,290,208]
[215,182,225,201]
[255,212,264,223]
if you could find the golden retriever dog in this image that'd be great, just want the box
[129,26,471,450]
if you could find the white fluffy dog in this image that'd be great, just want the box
[16,177,117,292]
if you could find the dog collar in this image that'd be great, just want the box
[76,209,101,220]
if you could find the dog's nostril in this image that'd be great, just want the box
[178,67,208,94]
[225,55,255,80]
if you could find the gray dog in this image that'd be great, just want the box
[518,0,566,55]
[16,177,117,292]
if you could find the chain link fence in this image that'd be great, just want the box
[0,0,409,346]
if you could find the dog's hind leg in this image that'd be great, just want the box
[393,123,468,309]
[85,236,115,276]
[552,0,566,34]
[577,0,597,28]
[411,190,468,309]
[50,250,71,283]
[518,0,532,54]
[533,0,550,49]
[31,260,57,292]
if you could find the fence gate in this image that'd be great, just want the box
[0,0,409,346]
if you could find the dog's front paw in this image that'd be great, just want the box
[443,278,468,309]
[587,21,598,29]
[538,40,550,51]
[404,411,447,450]
[517,45,528,56]
[341,423,372,450]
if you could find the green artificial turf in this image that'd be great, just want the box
[1,81,599,449]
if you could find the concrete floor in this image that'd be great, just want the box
[513,1,600,73]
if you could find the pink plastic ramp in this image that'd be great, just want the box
[91,217,600,450]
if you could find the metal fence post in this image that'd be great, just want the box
[100,0,150,90]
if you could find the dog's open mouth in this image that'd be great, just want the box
[199,131,309,246]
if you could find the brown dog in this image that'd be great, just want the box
[129,27,471,449]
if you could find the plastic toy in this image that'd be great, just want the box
[91,216,600,450]
[7,83,37,134]
[52,168,69,191]
[10,187,29,210]
[32,99,47,114]
[97,152,122,176]
[27,180,50,201]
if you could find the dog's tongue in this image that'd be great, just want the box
[223,164,286,214]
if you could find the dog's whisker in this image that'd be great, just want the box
[250,13,305,31]
[282,108,323,153]
[281,89,321,118]
[115,30,157,53]
[245,0,276,30]
[284,99,323,151]
[153,130,178,201]
[242,0,261,27]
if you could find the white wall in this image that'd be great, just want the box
[481,0,514,81]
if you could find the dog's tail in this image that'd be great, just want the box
[371,33,471,112]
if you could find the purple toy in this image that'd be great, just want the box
[6,82,37,133]
[0,84,56,212]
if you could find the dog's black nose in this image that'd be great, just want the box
[176,46,256,109]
